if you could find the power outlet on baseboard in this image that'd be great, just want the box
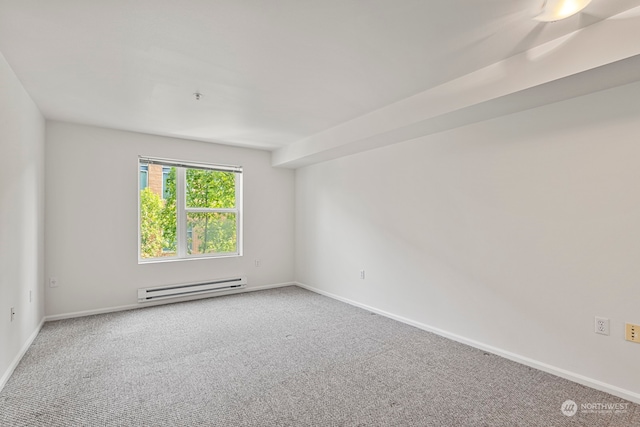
[595,317,610,336]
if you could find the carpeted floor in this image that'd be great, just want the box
[0,286,638,426]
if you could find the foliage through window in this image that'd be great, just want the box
[138,157,242,261]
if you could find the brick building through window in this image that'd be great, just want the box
[140,164,169,199]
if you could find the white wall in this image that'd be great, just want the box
[45,122,294,317]
[296,80,640,401]
[0,53,45,388]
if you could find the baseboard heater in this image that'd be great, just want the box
[137,277,247,303]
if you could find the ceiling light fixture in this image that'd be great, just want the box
[534,0,591,22]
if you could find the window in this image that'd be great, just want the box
[138,157,242,262]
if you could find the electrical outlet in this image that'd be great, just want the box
[49,277,58,288]
[359,270,365,280]
[625,323,640,343]
[595,317,609,335]
[254,260,261,267]
[10,307,15,322]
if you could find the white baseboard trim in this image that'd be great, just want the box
[0,318,45,393]
[45,281,295,322]
[295,281,640,405]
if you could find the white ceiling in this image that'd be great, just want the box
[1,0,639,150]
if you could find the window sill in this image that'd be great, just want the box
[138,253,241,265]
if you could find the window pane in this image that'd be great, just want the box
[140,165,148,190]
[162,167,171,199]
[187,212,237,255]
[140,173,177,259]
[186,169,235,208]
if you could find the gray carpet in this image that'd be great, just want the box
[0,286,638,427]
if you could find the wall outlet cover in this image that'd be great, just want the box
[595,317,610,335]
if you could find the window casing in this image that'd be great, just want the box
[138,157,242,262]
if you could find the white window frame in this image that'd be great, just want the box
[138,156,243,263]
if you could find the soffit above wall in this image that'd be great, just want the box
[273,7,640,167]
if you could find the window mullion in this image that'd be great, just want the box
[177,167,187,258]
[236,171,243,256]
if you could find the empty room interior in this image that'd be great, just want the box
[1,1,640,426]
